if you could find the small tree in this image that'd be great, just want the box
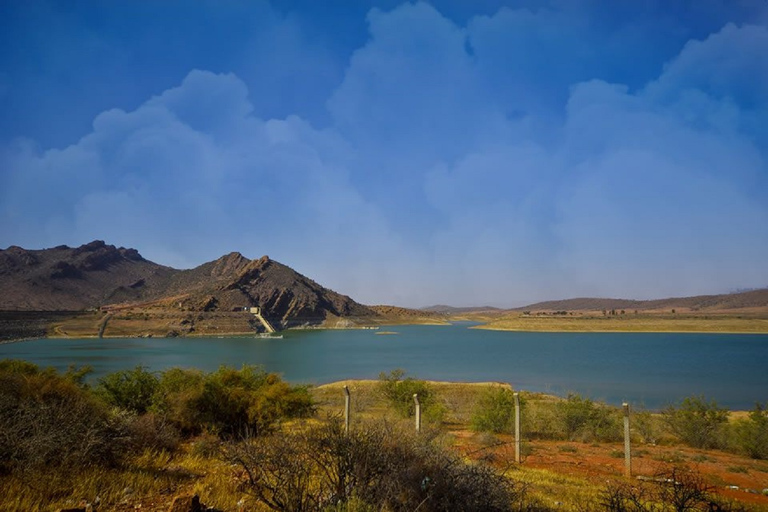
[662,396,728,449]
[471,386,516,434]
[731,403,768,459]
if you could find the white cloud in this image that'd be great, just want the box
[1,9,766,307]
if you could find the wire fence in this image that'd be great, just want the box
[334,384,768,472]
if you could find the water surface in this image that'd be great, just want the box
[2,323,766,410]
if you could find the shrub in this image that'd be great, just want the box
[96,365,159,414]
[150,367,206,434]
[662,396,728,449]
[471,386,517,434]
[629,408,663,445]
[598,466,743,511]
[378,369,443,422]
[0,360,125,474]
[552,394,621,442]
[122,412,180,453]
[152,365,314,437]
[731,403,768,459]
[198,365,314,436]
[225,419,524,512]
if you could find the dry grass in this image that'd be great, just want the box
[474,312,768,333]
[3,379,768,511]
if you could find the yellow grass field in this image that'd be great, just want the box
[472,312,768,333]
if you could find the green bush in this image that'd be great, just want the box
[663,396,728,449]
[96,365,159,414]
[151,365,314,437]
[470,386,517,434]
[629,408,664,445]
[731,403,768,459]
[150,367,206,434]
[198,365,314,436]
[378,369,444,422]
[552,394,621,442]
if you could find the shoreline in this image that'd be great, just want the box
[5,322,768,344]
[473,325,768,334]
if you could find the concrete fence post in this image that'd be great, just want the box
[344,385,351,435]
[623,402,631,477]
[514,392,521,463]
[413,393,421,432]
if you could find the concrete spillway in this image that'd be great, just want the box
[249,307,276,333]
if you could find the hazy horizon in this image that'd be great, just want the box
[2,1,767,308]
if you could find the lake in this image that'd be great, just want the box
[1,323,767,410]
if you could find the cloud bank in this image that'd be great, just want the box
[1,2,767,307]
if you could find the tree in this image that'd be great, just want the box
[663,396,728,449]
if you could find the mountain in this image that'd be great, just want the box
[0,241,375,329]
[421,305,502,314]
[517,289,768,312]
[0,241,173,310]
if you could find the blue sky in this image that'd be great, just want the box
[1,1,767,307]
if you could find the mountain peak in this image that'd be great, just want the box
[208,252,251,278]
[0,242,375,329]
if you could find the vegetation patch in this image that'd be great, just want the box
[2,361,768,511]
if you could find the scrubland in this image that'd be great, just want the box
[1,363,767,511]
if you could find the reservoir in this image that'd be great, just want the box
[1,323,766,410]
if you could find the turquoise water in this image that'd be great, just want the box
[1,323,767,410]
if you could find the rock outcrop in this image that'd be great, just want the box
[0,241,375,329]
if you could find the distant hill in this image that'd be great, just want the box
[517,289,768,312]
[369,305,443,320]
[421,305,502,314]
[0,241,375,329]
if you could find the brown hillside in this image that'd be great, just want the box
[0,241,173,310]
[518,289,768,313]
[0,241,375,329]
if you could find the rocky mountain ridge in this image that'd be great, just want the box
[0,241,375,329]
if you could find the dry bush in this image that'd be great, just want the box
[122,412,180,453]
[0,360,127,475]
[596,466,745,512]
[225,418,527,512]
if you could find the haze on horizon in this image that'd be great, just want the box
[1,1,767,308]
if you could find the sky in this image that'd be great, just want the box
[1,1,767,308]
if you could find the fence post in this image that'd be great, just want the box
[344,385,351,435]
[514,392,521,463]
[413,393,421,432]
[623,402,631,477]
